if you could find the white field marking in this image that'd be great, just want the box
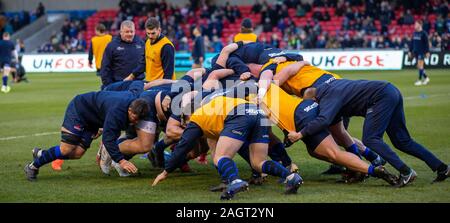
[403,93,450,100]
[0,131,59,141]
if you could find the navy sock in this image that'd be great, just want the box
[423,70,428,78]
[368,165,376,177]
[419,69,424,80]
[217,157,240,184]
[399,164,412,175]
[2,76,7,86]
[32,146,68,168]
[362,147,379,162]
[346,144,362,159]
[262,160,289,179]
[116,137,127,145]
[269,143,292,167]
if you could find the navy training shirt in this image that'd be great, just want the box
[411,30,429,55]
[0,39,15,63]
[100,35,145,88]
[300,79,389,137]
[73,91,138,162]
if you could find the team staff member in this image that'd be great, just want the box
[88,23,112,76]
[129,17,175,82]
[100,20,145,89]
[233,18,258,43]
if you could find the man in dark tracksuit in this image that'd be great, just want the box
[24,90,149,181]
[290,79,449,187]
[409,20,430,86]
[191,27,205,68]
[100,21,145,89]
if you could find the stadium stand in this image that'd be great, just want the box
[79,0,448,54]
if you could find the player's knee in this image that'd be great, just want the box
[391,137,414,150]
[71,147,86,159]
[362,137,381,148]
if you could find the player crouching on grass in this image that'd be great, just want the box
[152,93,303,200]
[24,90,149,181]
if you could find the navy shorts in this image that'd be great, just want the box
[294,99,330,152]
[221,104,270,144]
[61,101,98,149]
[0,61,11,69]
[415,53,425,60]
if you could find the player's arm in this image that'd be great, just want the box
[215,42,241,68]
[161,44,175,79]
[328,120,355,148]
[423,32,430,57]
[100,44,114,88]
[273,61,310,86]
[202,68,234,90]
[165,116,185,141]
[88,43,94,67]
[128,46,146,81]
[152,122,203,186]
[257,64,276,100]
[102,112,137,173]
[185,68,206,81]
[289,98,342,143]
[144,79,177,90]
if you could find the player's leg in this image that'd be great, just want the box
[361,85,415,186]
[386,86,448,183]
[415,56,425,85]
[118,122,157,155]
[213,136,248,199]
[24,130,85,181]
[1,63,11,93]
[329,121,385,166]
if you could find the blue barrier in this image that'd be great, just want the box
[175,52,218,72]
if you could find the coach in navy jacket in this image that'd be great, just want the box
[100,21,145,89]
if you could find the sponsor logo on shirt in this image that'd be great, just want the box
[231,130,243,135]
[303,102,319,112]
[117,46,125,51]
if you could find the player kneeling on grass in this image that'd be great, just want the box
[24,90,149,181]
[152,95,303,200]
[288,79,449,187]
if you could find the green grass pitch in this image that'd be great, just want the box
[0,69,449,202]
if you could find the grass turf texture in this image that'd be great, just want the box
[0,69,449,202]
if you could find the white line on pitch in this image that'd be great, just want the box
[0,132,59,141]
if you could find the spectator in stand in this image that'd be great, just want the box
[263,17,272,32]
[212,35,223,53]
[270,33,280,48]
[252,0,262,14]
[403,9,414,25]
[315,35,327,48]
[296,4,306,17]
[178,36,189,51]
[35,2,45,18]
